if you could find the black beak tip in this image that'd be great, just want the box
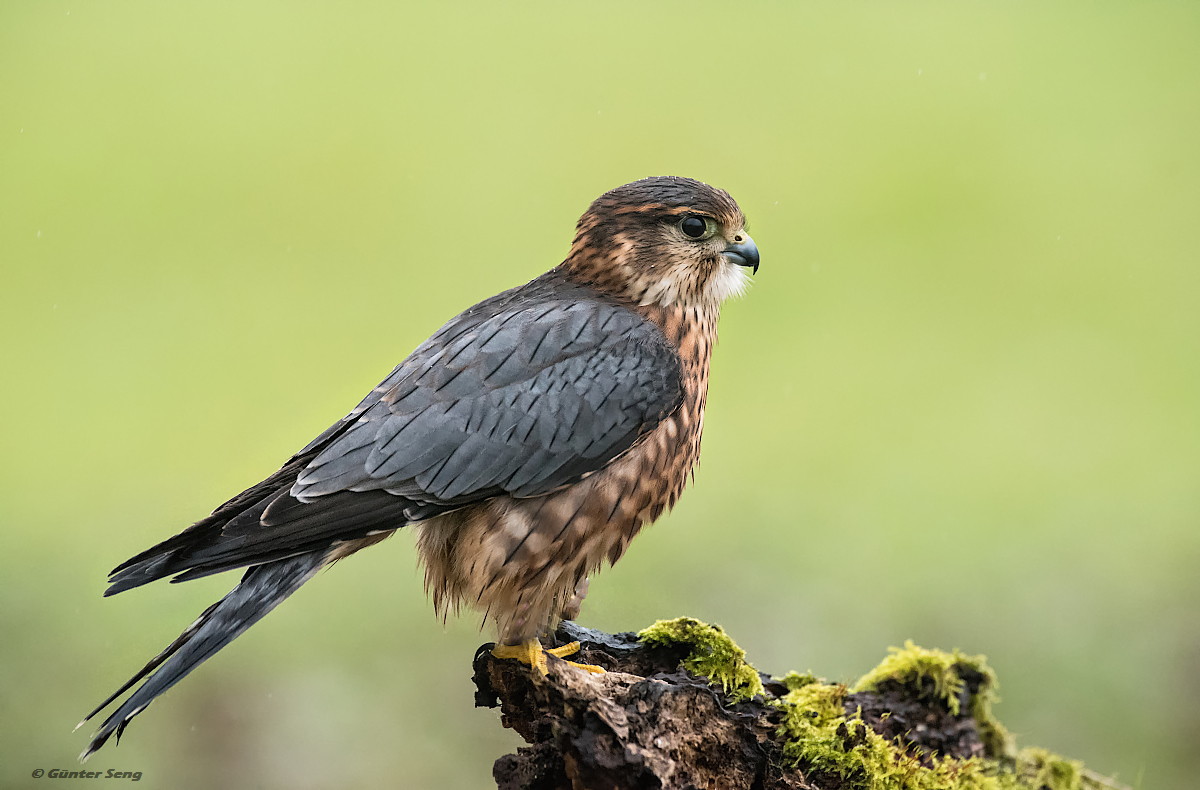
[723,239,760,274]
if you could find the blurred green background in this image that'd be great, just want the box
[2,2,1197,788]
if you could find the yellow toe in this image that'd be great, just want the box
[566,660,606,674]
[492,639,549,675]
[491,639,604,675]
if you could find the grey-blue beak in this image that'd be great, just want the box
[722,236,759,274]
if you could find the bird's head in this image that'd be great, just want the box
[562,176,759,311]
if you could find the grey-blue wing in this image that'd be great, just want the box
[293,296,683,510]
[103,280,682,594]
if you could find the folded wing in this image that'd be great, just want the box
[105,282,683,593]
[295,294,683,506]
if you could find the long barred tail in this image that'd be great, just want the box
[78,548,332,760]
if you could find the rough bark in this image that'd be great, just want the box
[472,622,1003,790]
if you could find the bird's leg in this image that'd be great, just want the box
[491,639,605,675]
[559,577,590,622]
[492,639,550,675]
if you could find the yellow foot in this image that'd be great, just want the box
[549,642,607,675]
[492,639,606,675]
[492,639,550,675]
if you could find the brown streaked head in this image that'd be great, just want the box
[561,176,759,310]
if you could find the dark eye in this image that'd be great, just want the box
[680,216,708,239]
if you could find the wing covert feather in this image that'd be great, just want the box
[294,296,682,506]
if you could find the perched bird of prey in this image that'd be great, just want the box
[79,176,759,759]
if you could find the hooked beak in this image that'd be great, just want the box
[721,235,760,274]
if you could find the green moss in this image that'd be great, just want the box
[637,618,1126,790]
[775,675,1002,790]
[773,675,1125,790]
[852,641,977,715]
[779,670,820,692]
[851,640,1012,758]
[1010,748,1086,790]
[637,617,765,703]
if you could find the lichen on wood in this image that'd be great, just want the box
[474,617,1129,790]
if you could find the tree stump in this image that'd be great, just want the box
[472,619,1127,790]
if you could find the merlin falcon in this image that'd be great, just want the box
[79,176,760,759]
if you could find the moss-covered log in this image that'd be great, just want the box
[473,618,1129,790]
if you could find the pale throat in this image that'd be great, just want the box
[631,258,751,314]
[704,259,752,305]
